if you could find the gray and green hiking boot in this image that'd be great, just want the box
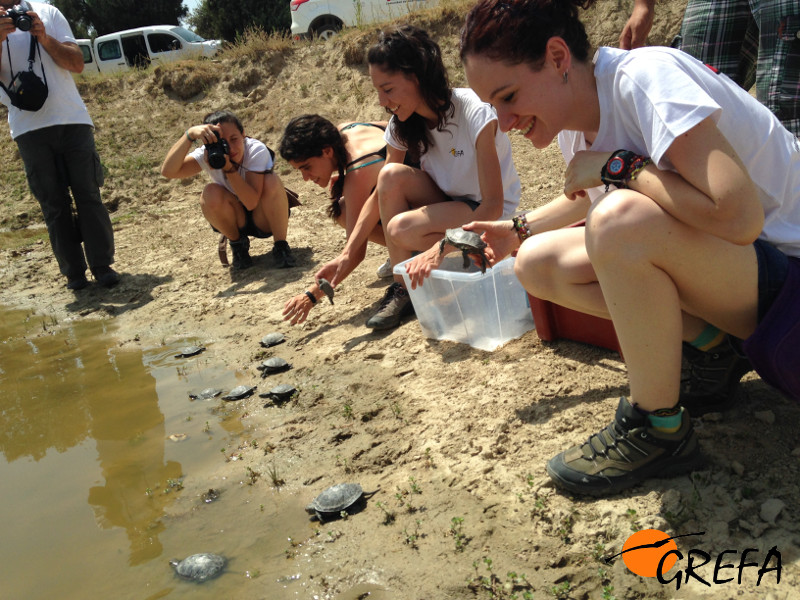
[680,336,752,415]
[546,397,703,496]
[365,282,414,330]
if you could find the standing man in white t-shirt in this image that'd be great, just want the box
[0,0,118,290]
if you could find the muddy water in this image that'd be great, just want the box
[0,306,318,599]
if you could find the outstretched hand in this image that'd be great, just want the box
[283,293,314,325]
[462,220,518,265]
[404,243,444,290]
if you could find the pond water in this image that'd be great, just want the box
[0,305,320,599]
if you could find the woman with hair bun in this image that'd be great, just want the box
[460,0,800,496]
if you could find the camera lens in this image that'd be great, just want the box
[16,16,33,31]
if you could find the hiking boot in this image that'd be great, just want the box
[230,237,253,270]
[90,266,119,288]
[680,336,752,416]
[376,258,393,278]
[546,397,703,496]
[272,240,296,268]
[365,282,415,330]
[66,274,89,290]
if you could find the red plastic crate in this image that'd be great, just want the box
[527,295,622,355]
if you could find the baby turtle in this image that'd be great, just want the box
[259,332,285,348]
[188,388,223,401]
[305,482,368,522]
[221,385,257,401]
[169,553,226,582]
[440,228,488,273]
[174,345,206,358]
[317,278,335,304]
[260,383,297,404]
[256,357,292,377]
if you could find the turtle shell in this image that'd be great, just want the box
[257,357,291,376]
[188,388,222,400]
[260,383,297,403]
[170,553,225,582]
[221,385,257,401]
[175,345,206,358]
[306,482,363,516]
[317,278,335,305]
[259,332,285,348]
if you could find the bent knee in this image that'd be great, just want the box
[376,163,412,195]
[585,191,663,260]
[514,237,563,299]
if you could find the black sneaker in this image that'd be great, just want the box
[66,274,89,290]
[90,266,119,288]
[546,397,703,496]
[365,282,415,330]
[272,240,296,268]
[230,237,253,270]
[680,336,752,415]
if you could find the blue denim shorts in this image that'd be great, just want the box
[448,196,480,211]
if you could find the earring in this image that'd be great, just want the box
[563,71,569,84]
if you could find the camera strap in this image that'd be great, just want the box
[1,34,47,96]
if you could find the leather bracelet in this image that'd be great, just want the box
[304,291,317,305]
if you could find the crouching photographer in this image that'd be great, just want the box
[1,0,118,290]
[161,110,296,270]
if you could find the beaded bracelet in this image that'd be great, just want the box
[304,291,317,305]
[511,215,533,242]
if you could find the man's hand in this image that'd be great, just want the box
[619,0,655,50]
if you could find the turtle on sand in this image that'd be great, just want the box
[221,385,256,401]
[305,482,377,522]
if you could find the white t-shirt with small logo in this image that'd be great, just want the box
[385,88,520,218]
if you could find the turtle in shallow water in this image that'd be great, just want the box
[305,482,375,522]
[188,388,223,401]
[260,383,297,404]
[256,357,291,377]
[169,552,226,582]
[317,278,335,304]
[221,385,257,401]
[440,228,489,274]
[259,332,285,348]
[174,345,206,358]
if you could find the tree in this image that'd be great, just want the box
[189,0,290,42]
[51,0,189,37]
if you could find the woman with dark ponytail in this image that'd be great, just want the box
[288,25,521,331]
[460,0,800,496]
[280,115,400,321]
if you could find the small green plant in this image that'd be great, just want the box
[144,487,153,497]
[550,580,572,599]
[342,403,354,419]
[625,508,641,532]
[424,447,434,468]
[335,454,352,474]
[376,501,396,525]
[163,478,184,493]
[408,476,421,495]
[450,516,467,552]
[245,466,261,486]
[390,401,403,419]
[202,421,211,433]
[266,463,284,487]
[557,512,575,543]
[403,519,422,548]
[467,558,533,599]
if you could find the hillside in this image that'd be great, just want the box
[2,1,798,598]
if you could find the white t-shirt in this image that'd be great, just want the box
[385,88,521,218]
[190,136,273,195]
[1,2,93,139]
[559,46,800,258]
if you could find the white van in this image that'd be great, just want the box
[290,0,438,40]
[79,26,221,74]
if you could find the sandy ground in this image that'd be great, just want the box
[2,1,799,598]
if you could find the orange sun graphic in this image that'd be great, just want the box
[622,529,679,578]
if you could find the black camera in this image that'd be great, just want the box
[6,2,33,32]
[205,132,230,170]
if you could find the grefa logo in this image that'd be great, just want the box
[450,147,464,157]
[608,529,781,591]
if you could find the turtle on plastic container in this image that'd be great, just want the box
[439,228,489,273]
